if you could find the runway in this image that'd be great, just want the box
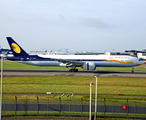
[1,69,146,77]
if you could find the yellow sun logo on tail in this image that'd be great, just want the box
[11,43,21,54]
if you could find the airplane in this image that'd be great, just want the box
[0,48,13,57]
[0,48,3,54]
[6,37,144,73]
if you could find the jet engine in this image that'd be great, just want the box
[82,62,96,70]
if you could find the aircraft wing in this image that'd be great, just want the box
[52,58,84,66]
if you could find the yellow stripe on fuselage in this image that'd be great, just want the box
[102,60,134,64]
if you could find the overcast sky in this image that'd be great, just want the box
[0,0,146,53]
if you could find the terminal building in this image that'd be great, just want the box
[125,50,146,60]
[75,52,104,55]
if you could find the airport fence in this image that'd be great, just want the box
[1,97,146,119]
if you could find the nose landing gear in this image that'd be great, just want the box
[132,67,135,73]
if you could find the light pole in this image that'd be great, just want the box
[0,57,4,120]
[89,82,93,120]
[94,76,98,120]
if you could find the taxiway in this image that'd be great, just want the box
[1,69,146,77]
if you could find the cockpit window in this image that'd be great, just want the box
[139,58,142,61]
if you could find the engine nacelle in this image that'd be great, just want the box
[82,62,96,70]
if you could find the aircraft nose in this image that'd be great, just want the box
[142,60,145,65]
[138,58,145,65]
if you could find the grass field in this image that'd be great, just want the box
[2,76,146,101]
[1,61,146,101]
[1,60,146,71]
[1,61,146,119]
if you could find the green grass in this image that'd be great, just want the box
[1,61,146,71]
[2,61,66,69]
[1,61,146,101]
[3,116,142,120]
[2,111,146,119]
[2,76,146,101]
[1,62,146,120]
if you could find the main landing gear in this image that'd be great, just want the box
[68,65,78,72]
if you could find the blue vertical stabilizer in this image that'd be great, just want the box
[6,37,28,57]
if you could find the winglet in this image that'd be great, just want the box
[6,37,28,57]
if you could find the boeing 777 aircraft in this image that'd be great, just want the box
[6,37,144,73]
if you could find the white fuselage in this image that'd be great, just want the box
[17,54,144,68]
